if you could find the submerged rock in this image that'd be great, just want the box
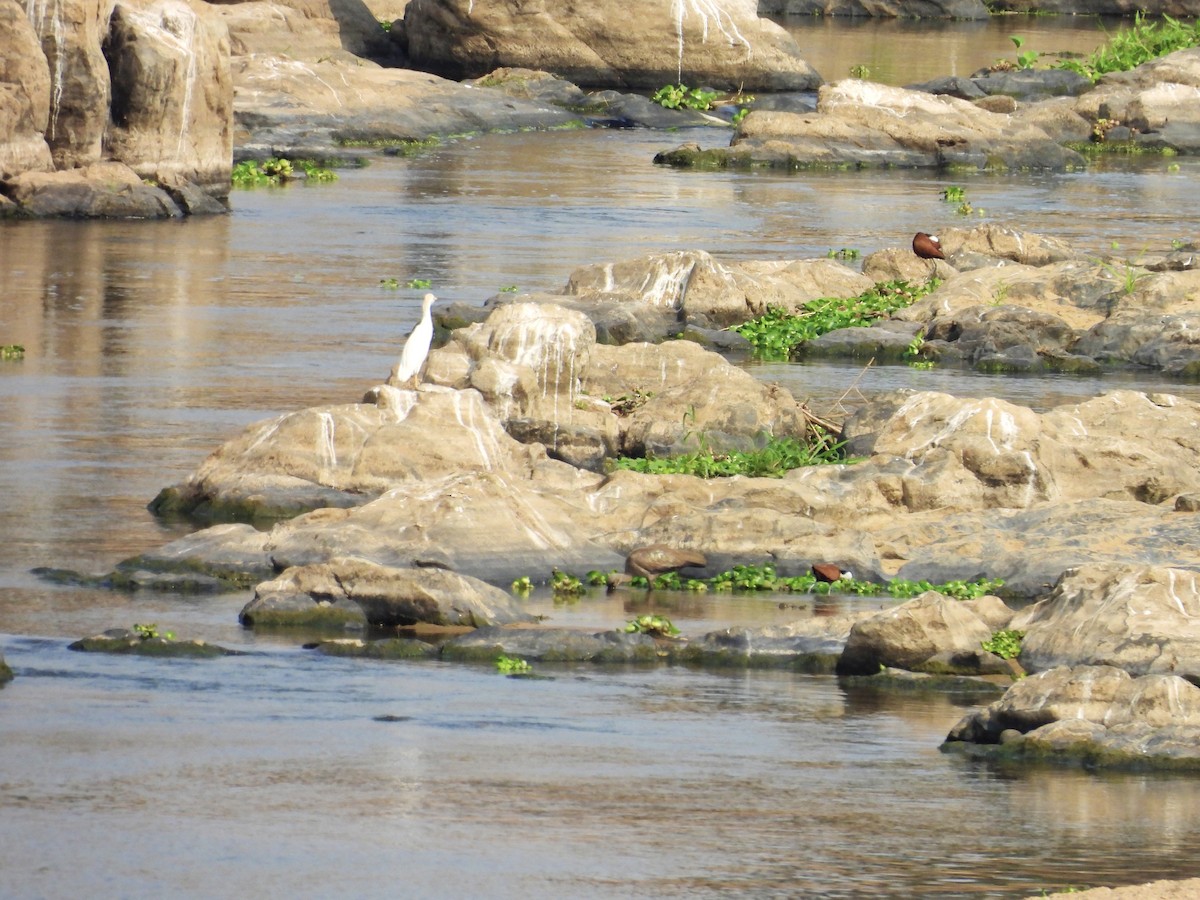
[68,628,237,658]
[441,626,666,663]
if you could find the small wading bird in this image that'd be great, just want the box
[393,292,437,388]
[912,232,945,260]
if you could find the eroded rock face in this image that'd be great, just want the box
[0,1,54,178]
[1014,566,1200,678]
[24,0,113,170]
[1,0,232,216]
[105,0,233,196]
[402,0,823,90]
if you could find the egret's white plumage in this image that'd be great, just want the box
[394,292,437,387]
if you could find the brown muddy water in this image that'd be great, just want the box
[4,18,1200,898]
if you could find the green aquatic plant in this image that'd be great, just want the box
[1010,35,1039,70]
[551,569,584,596]
[651,83,719,110]
[1,344,25,360]
[706,564,1003,599]
[610,430,851,479]
[982,629,1025,660]
[407,278,432,289]
[826,247,860,261]
[132,623,175,641]
[849,64,871,79]
[624,614,680,637]
[379,277,400,289]
[733,278,942,360]
[498,285,519,293]
[231,157,336,187]
[510,575,533,595]
[1056,13,1200,82]
[904,330,935,369]
[495,654,532,674]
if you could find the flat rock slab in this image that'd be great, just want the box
[243,558,538,629]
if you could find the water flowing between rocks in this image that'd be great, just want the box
[4,18,1200,896]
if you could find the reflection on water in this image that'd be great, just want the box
[3,17,1200,895]
[774,14,1128,85]
[3,636,1200,898]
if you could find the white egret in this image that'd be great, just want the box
[393,292,437,388]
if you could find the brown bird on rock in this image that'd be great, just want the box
[613,544,708,590]
[912,232,945,260]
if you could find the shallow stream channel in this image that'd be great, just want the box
[4,17,1200,897]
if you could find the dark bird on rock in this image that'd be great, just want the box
[912,232,945,260]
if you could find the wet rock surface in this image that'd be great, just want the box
[944,664,1200,770]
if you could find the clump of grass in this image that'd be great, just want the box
[1057,13,1200,82]
[733,278,942,360]
[610,429,852,478]
[2,344,25,360]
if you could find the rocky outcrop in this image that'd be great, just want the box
[402,0,823,90]
[1,0,233,217]
[124,345,1200,597]
[1013,566,1200,679]
[943,665,1200,770]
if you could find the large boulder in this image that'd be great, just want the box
[402,0,823,90]
[105,0,234,198]
[1013,565,1200,678]
[836,590,1014,676]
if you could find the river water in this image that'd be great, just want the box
[3,17,1200,898]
